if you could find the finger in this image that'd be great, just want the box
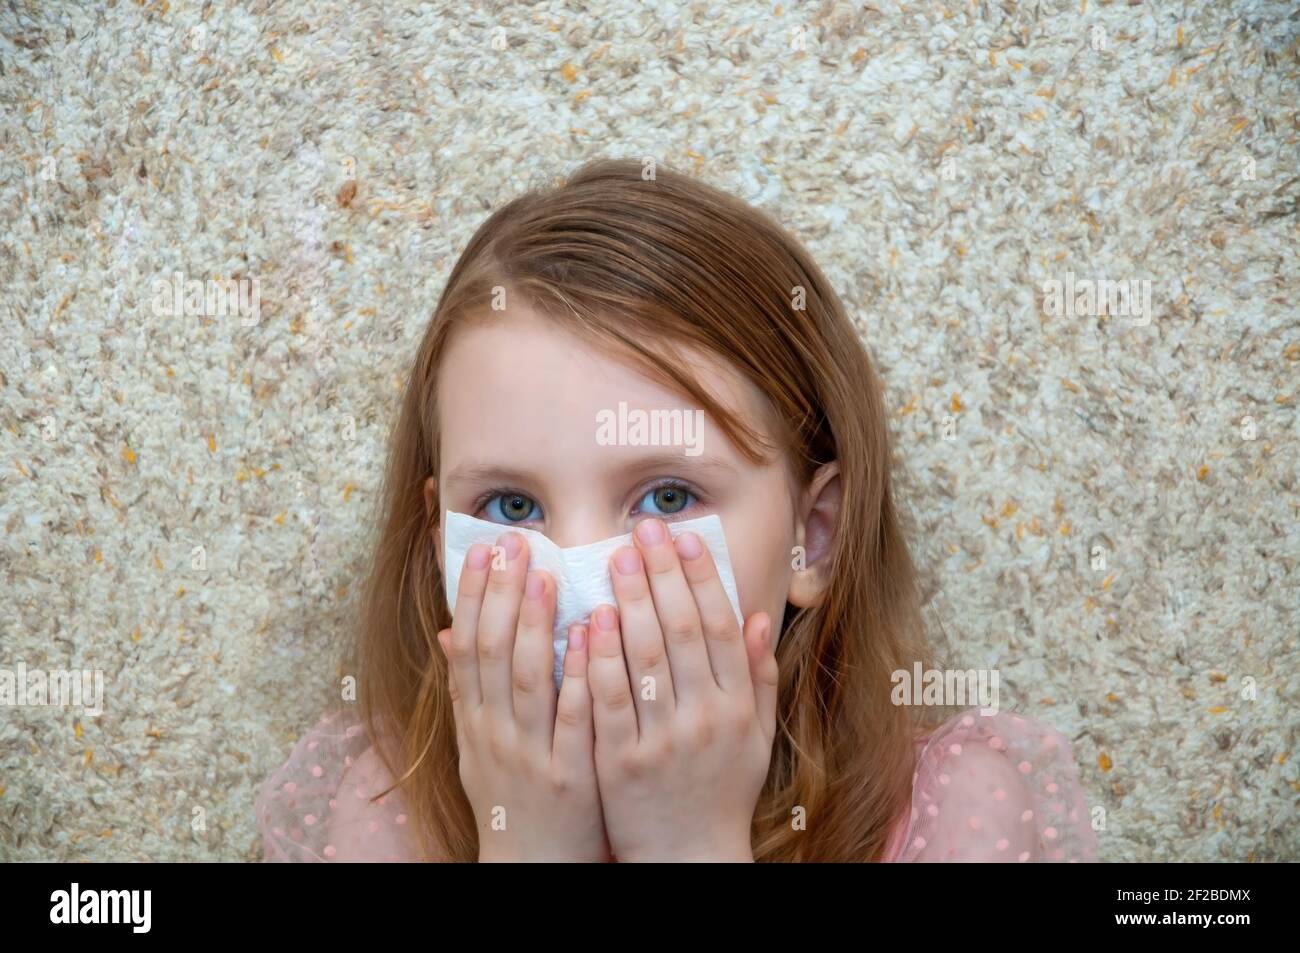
[437,628,467,750]
[587,606,640,749]
[595,600,673,732]
[673,530,750,695]
[448,543,492,708]
[744,614,779,745]
[627,518,712,700]
[513,569,558,746]
[553,623,595,768]
[476,531,530,720]
[607,545,680,716]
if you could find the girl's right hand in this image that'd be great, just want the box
[437,531,610,863]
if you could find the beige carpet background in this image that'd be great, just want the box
[1,0,1296,861]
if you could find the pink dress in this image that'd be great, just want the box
[881,709,1098,862]
[256,707,1097,862]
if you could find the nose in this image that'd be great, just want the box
[542,510,633,550]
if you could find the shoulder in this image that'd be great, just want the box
[255,710,421,862]
[886,709,1098,862]
[326,745,422,862]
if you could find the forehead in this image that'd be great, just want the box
[436,309,770,464]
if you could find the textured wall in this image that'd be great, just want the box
[1,0,1295,862]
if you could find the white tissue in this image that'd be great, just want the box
[442,511,744,688]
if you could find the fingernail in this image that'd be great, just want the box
[614,547,642,575]
[497,532,523,560]
[594,605,617,631]
[568,623,587,652]
[635,518,665,544]
[467,543,490,570]
[525,572,544,600]
[673,531,703,560]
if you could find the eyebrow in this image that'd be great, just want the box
[446,452,737,486]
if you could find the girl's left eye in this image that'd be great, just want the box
[636,482,695,517]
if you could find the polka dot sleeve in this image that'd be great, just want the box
[886,710,1098,862]
[254,709,421,862]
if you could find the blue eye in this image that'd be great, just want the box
[474,481,700,525]
[636,482,693,516]
[484,493,539,523]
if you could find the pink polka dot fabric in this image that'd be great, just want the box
[255,707,1096,862]
[254,710,418,863]
[882,708,1098,862]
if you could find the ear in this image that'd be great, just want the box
[787,461,841,609]
[424,476,444,576]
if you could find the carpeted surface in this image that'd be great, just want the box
[0,0,1296,862]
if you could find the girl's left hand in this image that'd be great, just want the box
[587,517,779,862]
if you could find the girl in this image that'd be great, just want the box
[256,158,1097,862]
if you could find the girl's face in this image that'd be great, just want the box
[431,306,834,635]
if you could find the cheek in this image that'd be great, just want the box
[727,511,796,624]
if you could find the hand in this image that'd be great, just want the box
[438,531,610,862]
[586,517,779,862]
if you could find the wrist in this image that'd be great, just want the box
[618,837,754,863]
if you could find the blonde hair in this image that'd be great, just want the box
[354,157,942,861]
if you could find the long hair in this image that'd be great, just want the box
[354,157,943,861]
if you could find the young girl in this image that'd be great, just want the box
[255,158,1097,862]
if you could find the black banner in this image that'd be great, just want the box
[2,861,1280,940]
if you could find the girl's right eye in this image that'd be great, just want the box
[483,492,540,523]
